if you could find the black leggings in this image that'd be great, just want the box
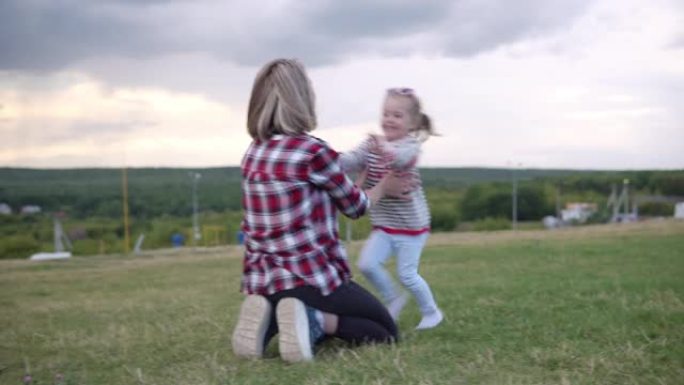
[263,281,399,346]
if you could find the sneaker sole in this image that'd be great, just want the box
[276,298,313,363]
[232,295,271,359]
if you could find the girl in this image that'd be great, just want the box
[340,87,443,330]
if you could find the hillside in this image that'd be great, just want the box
[2,167,678,218]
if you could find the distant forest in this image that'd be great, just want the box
[2,167,682,219]
[1,167,683,258]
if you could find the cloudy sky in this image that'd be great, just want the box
[1,0,683,170]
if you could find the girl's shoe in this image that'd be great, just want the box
[232,295,272,359]
[415,308,443,330]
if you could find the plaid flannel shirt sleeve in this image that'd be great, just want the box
[308,145,369,219]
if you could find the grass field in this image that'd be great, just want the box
[1,220,683,384]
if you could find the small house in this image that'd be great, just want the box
[0,203,11,215]
[21,205,42,215]
[561,202,597,223]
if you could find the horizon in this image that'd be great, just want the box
[2,165,683,172]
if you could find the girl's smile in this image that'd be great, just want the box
[381,95,414,142]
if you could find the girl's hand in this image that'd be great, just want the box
[368,134,385,154]
[369,134,395,166]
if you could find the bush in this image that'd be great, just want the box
[460,183,553,222]
[586,210,611,224]
[472,217,511,232]
[426,187,462,232]
[71,238,104,256]
[431,209,459,232]
[652,174,684,195]
[639,202,675,217]
[0,235,41,259]
[339,216,372,241]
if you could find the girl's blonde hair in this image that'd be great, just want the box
[247,58,317,141]
[386,88,437,142]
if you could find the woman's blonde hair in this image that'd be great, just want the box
[386,88,438,142]
[247,58,317,141]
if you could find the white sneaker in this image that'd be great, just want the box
[415,309,443,330]
[387,293,409,321]
[276,298,314,363]
[232,295,272,359]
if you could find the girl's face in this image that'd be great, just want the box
[381,95,415,142]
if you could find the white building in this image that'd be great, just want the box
[0,203,11,215]
[20,205,42,215]
[561,203,597,223]
[675,202,684,219]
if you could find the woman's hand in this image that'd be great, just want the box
[381,171,415,198]
[365,171,415,205]
[354,168,368,187]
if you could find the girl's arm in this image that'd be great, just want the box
[338,137,372,173]
[309,145,411,219]
[309,146,368,219]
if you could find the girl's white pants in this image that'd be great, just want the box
[357,230,439,316]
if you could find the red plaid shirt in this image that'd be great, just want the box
[240,134,369,296]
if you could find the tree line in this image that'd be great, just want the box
[1,167,682,258]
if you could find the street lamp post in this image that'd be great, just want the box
[189,172,202,246]
[510,162,521,230]
[512,166,518,230]
[121,167,131,254]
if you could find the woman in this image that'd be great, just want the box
[231,58,411,363]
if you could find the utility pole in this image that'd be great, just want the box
[555,182,562,219]
[189,172,202,246]
[623,179,630,217]
[608,184,618,222]
[511,163,518,230]
[121,167,130,254]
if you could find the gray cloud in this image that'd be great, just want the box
[0,1,166,71]
[441,1,592,56]
[308,0,450,39]
[1,0,593,71]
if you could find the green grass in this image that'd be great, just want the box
[1,221,683,384]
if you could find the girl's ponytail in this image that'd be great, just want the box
[416,113,438,142]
